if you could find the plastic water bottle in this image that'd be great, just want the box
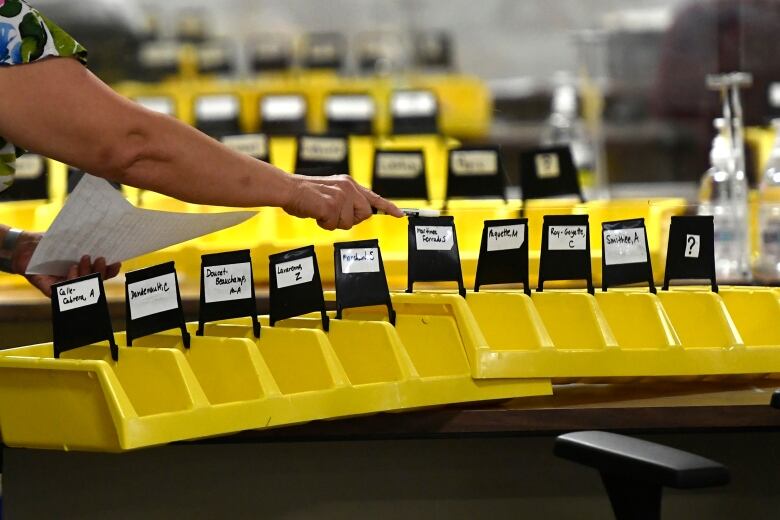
[755,120,780,282]
[698,119,751,282]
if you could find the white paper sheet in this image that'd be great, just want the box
[26,174,257,276]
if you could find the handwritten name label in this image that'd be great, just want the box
[685,234,701,258]
[261,95,305,121]
[326,95,375,121]
[136,96,175,116]
[203,262,252,303]
[255,41,283,59]
[376,153,423,179]
[535,153,560,179]
[309,43,337,61]
[487,224,525,252]
[415,226,454,251]
[300,137,347,162]
[548,225,586,250]
[221,134,268,158]
[604,228,648,266]
[198,45,227,69]
[127,273,178,320]
[275,256,315,289]
[57,278,100,312]
[14,154,44,180]
[196,95,239,122]
[451,150,498,176]
[340,248,380,274]
[392,91,437,117]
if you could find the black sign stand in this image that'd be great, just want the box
[269,245,329,331]
[334,239,396,324]
[125,262,190,347]
[445,145,506,202]
[474,218,530,295]
[294,134,350,176]
[196,250,260,337]
[662,215,718,292]
[51,273,117,361]
[537,214,593,294]
[407,216,466,298]
[519,145,583,202]
[391,90,439,135]
[601,218,656,293]
[371,149,428,200]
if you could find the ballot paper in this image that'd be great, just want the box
[26,174,256,276]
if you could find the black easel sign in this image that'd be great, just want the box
[390,90,439,135]
[269,245,329,330]
[662,215,718,292]
[446,146,505,200]
[221,133,269,161]
[371,149,428,200]
[537,214,593,293]
[334,239,395,324]
[295,135,350,175]
[519,146,582,201]
[407,216,466,297]
[125,262,190,347]
[474,218,530,294]
[601,218,655,292]
[52,273,117,361]
[197,250,260,337]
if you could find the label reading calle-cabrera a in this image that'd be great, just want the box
[57,277,100,312]
[204,262,252,303]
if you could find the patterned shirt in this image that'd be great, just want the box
[0,0,87,193]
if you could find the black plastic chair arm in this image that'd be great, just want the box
[771,390,780,409]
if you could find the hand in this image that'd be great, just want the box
[11,232,121,297]
[282,174,404,230]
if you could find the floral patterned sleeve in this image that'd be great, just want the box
[0,0,87,193]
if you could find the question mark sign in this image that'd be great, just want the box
[685,234,699,257]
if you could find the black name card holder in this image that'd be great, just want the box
[269,245,329,331]
[196,249,260,337]
[391,89,439,135]
[407,216,466,298]
[371,149,428,201]
[519,145,583,204]
[601,218,656,293]
[125,261,190,347]
[662,215,718,293]
[334,239,396,325]
[445,145,506,203]
[537,214,594,294]
[294,134,350,177]
[51,273,118,361]
[474,218,530,295]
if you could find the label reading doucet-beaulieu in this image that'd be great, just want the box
[340,248,380,274]
[57,277,100,312]
[487,224,525,252]
[204,262,252,302]
[415,226,454,251]
[603,228,648,266]
[300,137,346,162]
[451,150,497,176]
[376,153,423,179]
[127,273,179,320]
[548,225,586,250]
[275,256,315,289]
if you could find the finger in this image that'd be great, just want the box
[93,257,107,279]
[360,187,404,217]
[66,263,78,280]
[106,263,121,279]
[30,275,55,297]
[78,255,91,277]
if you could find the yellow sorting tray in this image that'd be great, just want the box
[0,333,292,452]
[463,287,780,380]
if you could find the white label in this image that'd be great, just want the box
[326,95,375,121]
[391,91,437,117]
[57,277,100,312]
[221,134,267,158]
[261,95,306,121]
[340,248,380,274]
[300,137,347,162]
[255,41,283,59]
[127,273,179,320]
[195,94,239,121]
[535,153,560,179]
[376,153,423,179]
[14,154,44,180]
[487,224,525,252]
[203,262,252,303]
[685,234,701,258]
[415,226,454,251]
[549,225,587,250]
[139,41,180,68]
[275,256,314,289]
[309,43,337,60]
[603,228,648,266]
[135,96,175,116]
[451,150,498,176]
[198,44,227,69]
